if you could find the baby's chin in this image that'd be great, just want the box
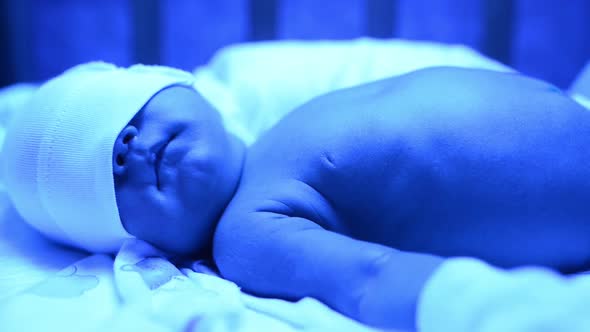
[146,216,216,257]
[117,141,245,256]
[119,196,218,256]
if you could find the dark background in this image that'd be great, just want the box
[0,0,589,88]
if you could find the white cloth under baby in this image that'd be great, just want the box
[112,239,379,332]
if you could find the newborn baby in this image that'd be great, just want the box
[4,63,590,330]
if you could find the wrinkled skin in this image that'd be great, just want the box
[113,85,245,255]
[214,67,590,329]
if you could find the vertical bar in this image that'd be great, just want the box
[366,0,397,38]
[279,0,364,39]
[3,0,34,83]
[0,0,15,86]
[249,0,278,40]
[161,0,249,70]
[481,0,514,65]
[131,0,161,64]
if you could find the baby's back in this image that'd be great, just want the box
[219,67,590,273]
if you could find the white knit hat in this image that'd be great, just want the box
[2,62,195,253]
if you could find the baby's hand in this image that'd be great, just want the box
[358,251,443,330]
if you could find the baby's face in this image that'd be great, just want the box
[113,86,245,255]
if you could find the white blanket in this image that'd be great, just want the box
[0,235,377,331]
[418,258,590,332]
[192,38,511,145]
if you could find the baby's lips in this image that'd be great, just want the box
[119,143,159,187]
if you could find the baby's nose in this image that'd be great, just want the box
[113,125,138,175]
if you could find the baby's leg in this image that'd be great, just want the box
[214,200,442,331]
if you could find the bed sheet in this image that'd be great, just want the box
[0,225,380,332]
[0,39,517,332]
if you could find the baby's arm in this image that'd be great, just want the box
[214,210,443,330]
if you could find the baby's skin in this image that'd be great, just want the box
[214,67,590,329]
[114,68,590,330]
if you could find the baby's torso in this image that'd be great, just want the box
[226,67,590,272]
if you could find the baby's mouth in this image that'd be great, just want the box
[154,134,176,189]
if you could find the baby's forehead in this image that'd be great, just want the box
[125,85,209,126]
